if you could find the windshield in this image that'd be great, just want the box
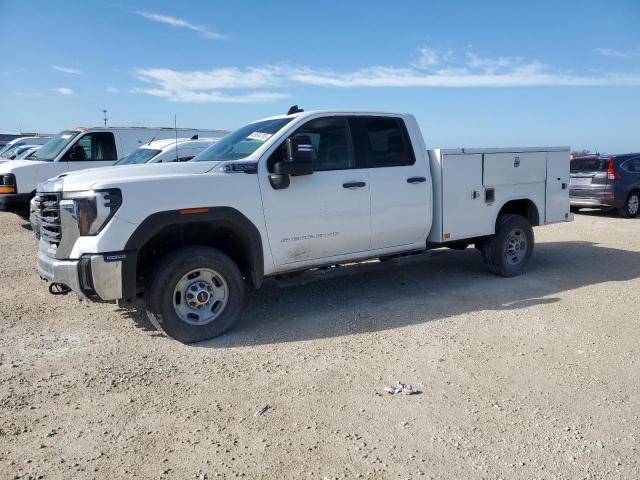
[570,157,608,173]
[0,145,19,158]
[116,148,161,165]
[32,130,80,161]
[194,118,293,162]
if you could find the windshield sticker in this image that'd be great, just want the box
[246,132,272,142]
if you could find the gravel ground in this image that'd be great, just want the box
[0,211,638,480]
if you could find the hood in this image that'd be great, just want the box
[58,160,222,191]
[0,159,47,172]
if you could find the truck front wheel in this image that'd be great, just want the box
[144,246,245,343]
[481,214,534,277]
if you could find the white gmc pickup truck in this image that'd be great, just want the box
[35,108,572,343]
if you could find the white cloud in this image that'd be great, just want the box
[53,87,74,95]
[593,47,640,59]
[106,86,119,93]
[414,47,453,68]
[51,65,83,75]
[135,11,226,39]
[130,47,640,103]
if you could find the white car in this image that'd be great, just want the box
[34,107,572,343]
[0,126,226,218]
[0,136,51,159]
[116,137,218,165]
[15,145,42,160]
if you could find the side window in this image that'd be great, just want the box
[70,132,117,161]
[350,117,415,168]
[625,157,640,173]
[268,117,356,172]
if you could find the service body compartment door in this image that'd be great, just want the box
[441,153,493,241]
[483,152,547,186]
[545,150,570,223]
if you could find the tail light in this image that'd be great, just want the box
[607,157,621,180]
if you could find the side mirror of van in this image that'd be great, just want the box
[269,136,314,190]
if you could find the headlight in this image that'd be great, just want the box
[0,173,17,194]
[61,189,122,236]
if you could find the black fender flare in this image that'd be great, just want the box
[123,207,264,294]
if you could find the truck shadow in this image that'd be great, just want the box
[194,241,640,348]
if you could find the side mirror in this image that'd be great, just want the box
[269,136,314,190]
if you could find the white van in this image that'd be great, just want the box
[0,126,226,217]
[116,137,218,165]
[0,136,52,159]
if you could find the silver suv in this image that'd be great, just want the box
[570,154,640,218]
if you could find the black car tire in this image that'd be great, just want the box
[144,246,245,343]
[481,214,534,277]
[618,190,640,219]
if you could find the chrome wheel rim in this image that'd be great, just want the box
[505,228,527,265]
[173,268,229,326]
[628,194,639,215]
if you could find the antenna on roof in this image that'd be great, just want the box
[102,109,108,127]
[174,114,179,162]
[287,105,304,115]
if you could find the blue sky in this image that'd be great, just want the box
[1,0,639,152]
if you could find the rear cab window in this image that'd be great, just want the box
[349,116,415,168]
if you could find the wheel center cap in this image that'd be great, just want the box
[197,291,209,303]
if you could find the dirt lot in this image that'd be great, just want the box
[0,211,638,480]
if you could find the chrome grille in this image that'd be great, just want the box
[34,192,62,246]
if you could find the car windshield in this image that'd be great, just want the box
[570,157,608,173]
[32,130,80,161]
[0,145,19,158]
[116,148,162,165]
[194,118,293,162]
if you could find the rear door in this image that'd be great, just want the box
[64,132,119,172]
[569,157,609,199]
[355,116,430,250]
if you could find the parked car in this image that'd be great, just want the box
[0,136,52,159]
[570,153,640,218]
[16,145,42,160]
[116,137,218,165]
[29,138,218,236]
[33,107,572,343]
[5,145,38,160]
[0,126,226,218]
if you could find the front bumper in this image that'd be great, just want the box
[0,193,31,213]
[37,250,130,302]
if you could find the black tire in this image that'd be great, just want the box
[618,190,639,218]
[481,214,534,277]
[144,246,244,343]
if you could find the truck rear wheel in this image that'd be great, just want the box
[144,246,244,343]
[481,214,534,277]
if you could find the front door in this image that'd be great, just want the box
[259,116,371,267]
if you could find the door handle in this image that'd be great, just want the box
[562,183,567,190]
[407,176,426,183]
[343,181,366,189]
